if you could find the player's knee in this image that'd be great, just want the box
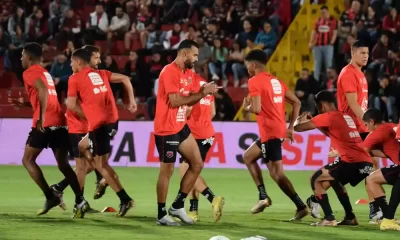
[310,169,323,191]
[269,170,283,182]
[189,159,204,173]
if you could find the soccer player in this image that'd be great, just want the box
[20,42,88,217]
[294,90,373,226]
[67,48,136,217]
[179,71,224,223]
[242,49,308,221]
[153,40,219,226]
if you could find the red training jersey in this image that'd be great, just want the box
[248,72,287,142]
[23,64,65,127]
[337,64,369,133]
[66,108,88,134]
[311,111,372,163]
[154,62,195,136]
[363,123,399,164]
[67,67,118,131]
[187,74,215,139]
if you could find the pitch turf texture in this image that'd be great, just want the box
[0,166,398,240]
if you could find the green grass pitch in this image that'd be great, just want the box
[0,166,399,240]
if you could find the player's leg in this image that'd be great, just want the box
[329,180,358,226]
[366,168,390,224]
[23,128,61,215]
[263,139,308,221]
[90,125,133,217]
[366,157,381,220]
[243,139,270,214]
[380,177,400,230]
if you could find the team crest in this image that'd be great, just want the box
[188,77,192,84]
[166,151,174,158]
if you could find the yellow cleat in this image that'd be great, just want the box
[212,196,225,223]
[380,218,400,231]
[188,210,199,222]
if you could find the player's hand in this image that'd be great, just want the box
[201,81,221,96]
[243,97,250,110]
[297,111,309,121]
[286,128,295,143]
[36,117,45,132]
[328,147,339,158]
[126,99,137,113]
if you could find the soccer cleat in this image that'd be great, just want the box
[37,196,61,216]
[337,218,359,226]
[73,200,90,218]
[188,210,199,222]
[117,200,134,217]
[212,196,225,222]
[306,195,320,219]
[289,207,309,221]
[93,179,108,200]
[156,215,181,226]
[168,206,194,224]
[251,197,272,214]
[380,218,400,231]
[50,184,66,210]
[311,219,338,226]
[369,211,383,224]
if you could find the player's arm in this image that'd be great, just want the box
[341,72,364,120]
[110,73,135,103]
[244,95,261,114]
[66,96,86,120]
[295,113,329,132]
[211,100,216,119]
[370,150,388,158]
[285,89,301,129]
[345,92,364,120]
[363,131,386,157]
[33,79,48,121]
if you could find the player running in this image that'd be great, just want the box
[67,48,136,217]
[242,49,308,221]
[20,42,88,217]
[306,40,373,219]
[179,71,224,223]
[294,90,373,226]
[153,40,219,226]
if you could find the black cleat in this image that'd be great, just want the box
[37,196,61,216]
[73,200,90,218]
[117,200,134,217]
[50,184,66,210]
[94,179,108,200]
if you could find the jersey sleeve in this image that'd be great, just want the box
[67,75,78,97]
[99,70,112,83]
[162,67,180,94]
[340,71,357,93]
[311,113,331,128]
[248,78,261,97]
[363,131,384,151]
[23,70,41,86]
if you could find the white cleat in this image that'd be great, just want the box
[168,207,194,224]
[156,215,181,226]
[251,197,271,214]
[307,196,321,219]
[369,211,383,224]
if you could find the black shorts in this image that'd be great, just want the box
[26,127,69,149]
[69,133,88,158]
[324,159,373,187]
[261,138,283,162]
[89,121,118,156]
[360,132,369,141]
[255,138,262,149]
[381,164,400,185]
[179,136,214,163]
[154,124,191,163]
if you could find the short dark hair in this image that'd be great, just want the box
[362,108,382,123]
[95,2,105,7]
[178,40,199,51]
[351,40,369,50]
[23,42,42,60]
[82,45,100,54]
[379,74,390,81]
[245,49,268,65]
[320,5,328,10]
[314,90,336,104]
[72,48,91,63]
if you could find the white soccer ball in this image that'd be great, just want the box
[209,236,230,240]
[241,236,268,240]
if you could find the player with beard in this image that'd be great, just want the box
[153,40,219,226]
[67,48,136,217]
[306,41,375,221]
[294,90,373,227]
[179,71,224,223]
[19,42,88,217]
[242,49,308,221]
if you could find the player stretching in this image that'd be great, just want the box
[51,45,109,202]
[67,48,136,216]
[179,72,224,223]
[242,49,308,221]
[20,42,88,217]
[294,90,373,226]
[153,40,219,226]
[307,40,373,219]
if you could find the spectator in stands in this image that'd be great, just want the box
[106,4,130,54]
[148,52,166,80]
[385,50,400,81]
[196,36,212,78]
[365,68,379,108]
[212,0,228,23]
[161,0,189,23]
[26,9,49,44]
[202,20,225,46]
[309,5,337,82]
[214,89,236,121]
[124,50,139,86]
[50,53,72,102]
[63,40,75,59]
[56,9,81,50]
[226,1,246,35]
[137,6,154,48]
[343,34,355,64]
[5,25,27,74]
[369,33,389,73]
[202,7,217,27]
[0,26,10,57]
[208,38,228,83]
[163,23,186,50]
[325,67,338,93]
[9,25,27,49]
[7,6,25,36]
[295,68,318,114]
[41,41,57,70]
[124,22,140,52]
[147,77,158,120]
[186,24,200,41]
[375,74,397,122]
[235,19,255,49]
[358,6,381,48]
[243,35,261,56]
[48,0,69,36]
[255,21,277,58]
[245,0,265,27]
[86,2,109,40]
[146,24,166,51]
[382,7,400,41]
[226,41,246,87]
[104,55,123,103]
